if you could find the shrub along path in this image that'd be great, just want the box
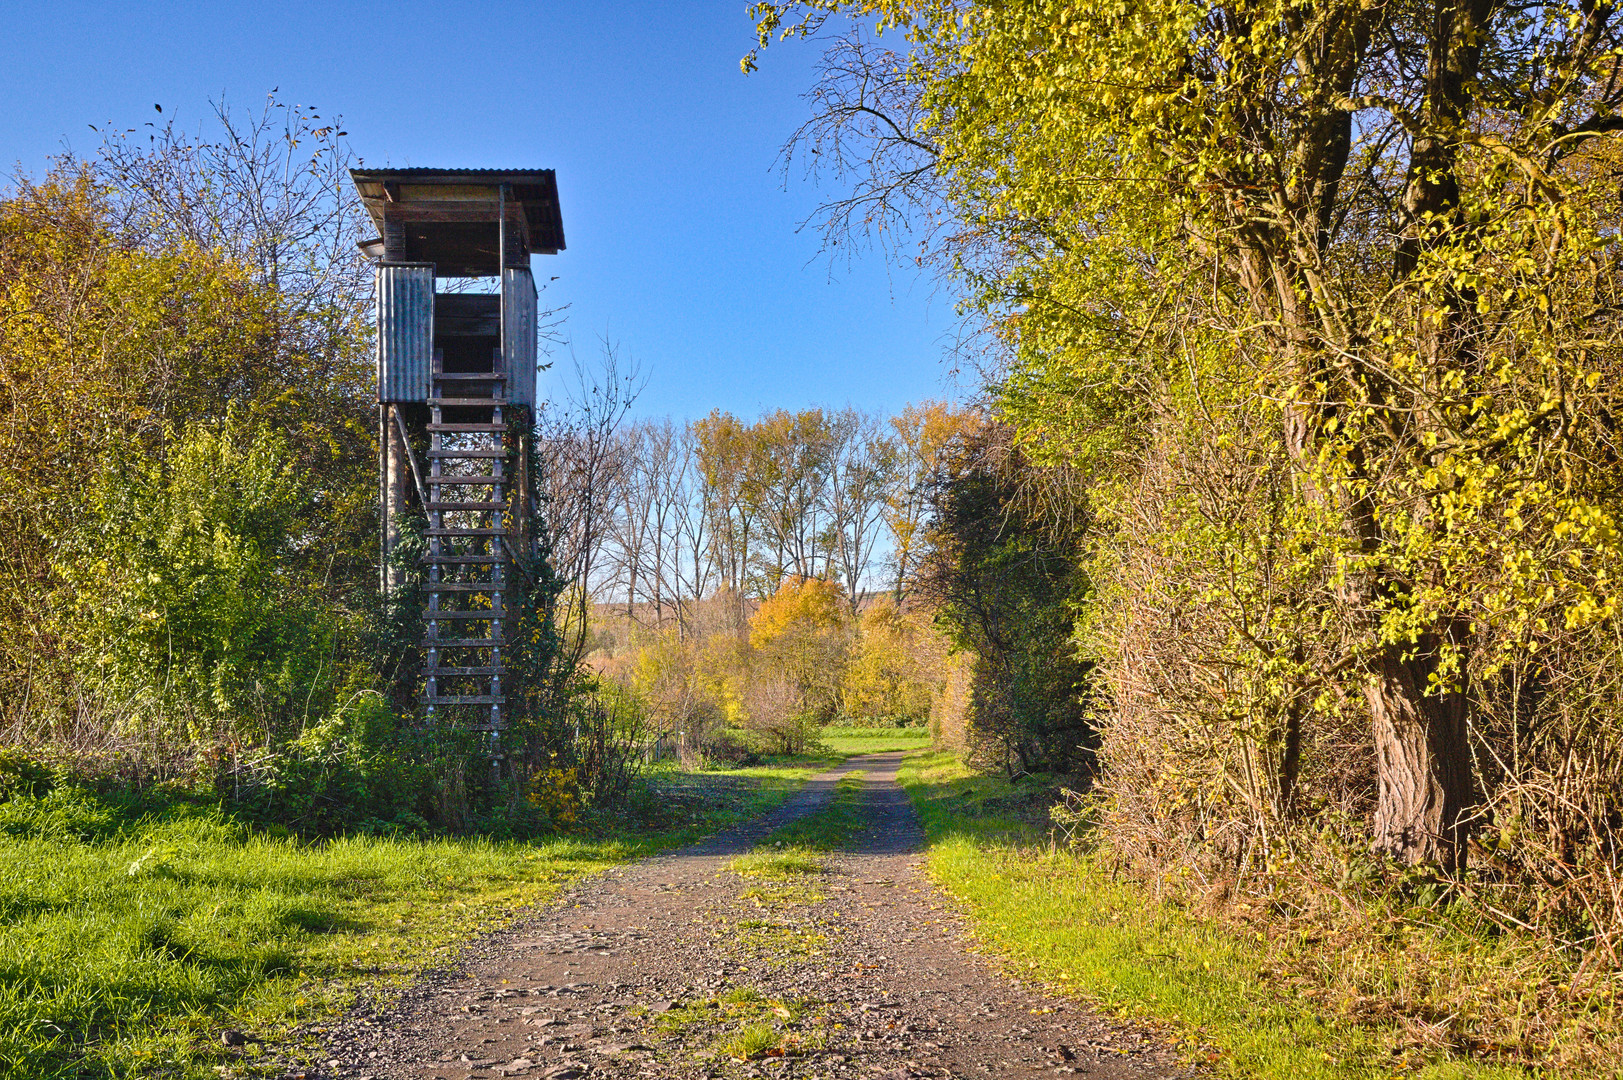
[297,754,1185,1080]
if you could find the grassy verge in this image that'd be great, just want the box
[0,760,821,1080]
[897,751,1537,1080]
[818,726,931,757]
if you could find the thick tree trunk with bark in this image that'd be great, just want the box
[1367,633,1472,868]
[1264,0,1489,870]
[1361,0,1495,871]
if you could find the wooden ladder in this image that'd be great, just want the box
[421,353,509,747]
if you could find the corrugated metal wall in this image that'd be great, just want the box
[377,263,435,402]
[503,267,539,410]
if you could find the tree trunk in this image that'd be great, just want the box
[1276,701,1302,817]
[1364,0,1492,872]
[1367,632,1472,869]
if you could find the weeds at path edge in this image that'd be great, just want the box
[896,751,1536,1080]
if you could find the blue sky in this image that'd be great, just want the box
[0,1,962,422]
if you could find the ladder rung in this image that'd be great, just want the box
[426,609,504,620]
[423,638,500,648]
[425,583,505,593]
[422,555,505,564]
[429,476,502,485]
[427,666,505,676]
[428,423,506,433]
[428,449,505,459]
[428,527,508,536]
[433,371,507,381]
[425,501,506,511]
[429,397,508,407]
[422,695,506,706]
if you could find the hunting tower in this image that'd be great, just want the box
[352,168,565,743]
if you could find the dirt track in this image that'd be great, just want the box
[299,753,1186,1080]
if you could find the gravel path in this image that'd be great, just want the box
[298,754,1188,1080]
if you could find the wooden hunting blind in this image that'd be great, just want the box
[352,168,565,745]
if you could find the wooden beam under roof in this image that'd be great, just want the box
[350,168,564,272]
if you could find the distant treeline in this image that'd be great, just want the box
[586,403,967,624]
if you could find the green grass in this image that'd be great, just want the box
[818,725,931,756]
[705,724,927,770]
[646,984,812,1063]
[643,758,831,804]
[723,1021,782,1060]
[725,771,869,907]
[712,988,803,1060]
[897,751,1534,1080]
[0,762,823,1080]
[761,772,866,853]
[727,849,825,879]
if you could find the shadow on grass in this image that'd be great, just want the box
[0,757,832,1080]
[901,752,1084,851]
[896,751,1539,1080]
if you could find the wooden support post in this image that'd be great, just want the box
[515,426,532,564]
[378,404,389,593]
[384,404,412,590]
[382,204,407,261]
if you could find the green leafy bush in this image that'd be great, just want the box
[0,747,53,802]
[58,413,340,745]
[250,693,432,835]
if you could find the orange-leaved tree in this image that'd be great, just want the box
[746,576,850,750]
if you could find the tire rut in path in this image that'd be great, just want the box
[308,753,1188,1080]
